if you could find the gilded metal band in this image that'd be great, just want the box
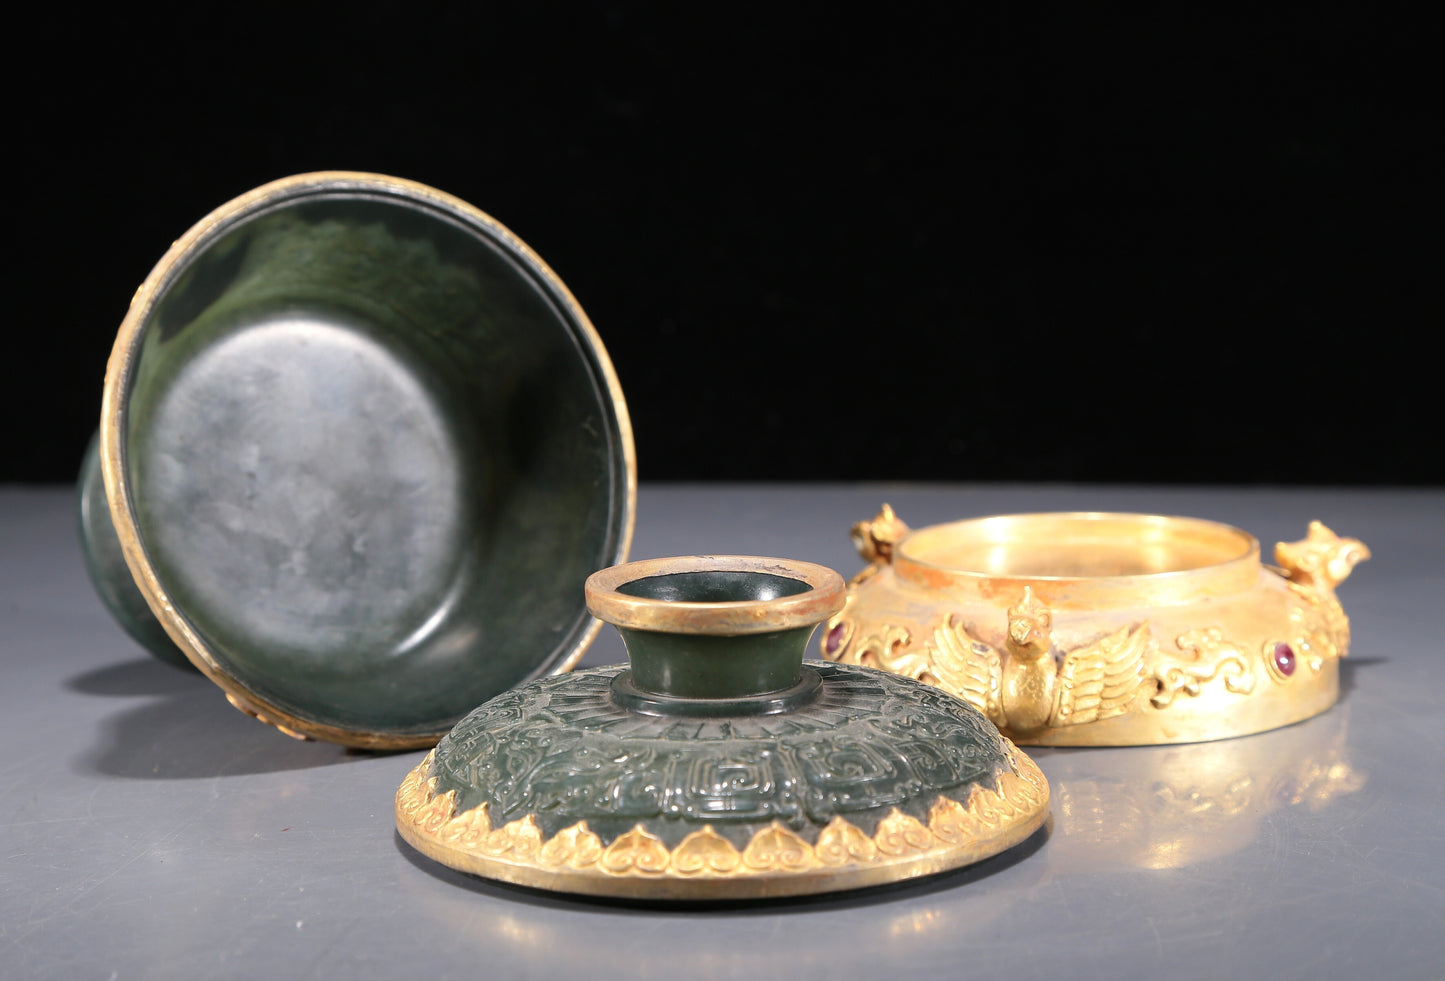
[99,172,637,749]
[895,511,1262,606]
[828,511,1369,746]
[395,742,1049,900]
[585,556,846,635]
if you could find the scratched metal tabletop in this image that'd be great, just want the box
[2,483,1439,980]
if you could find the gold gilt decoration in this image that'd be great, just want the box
[884,588,1154,737]
[836,609,1305,737]
[223,693,312,742]
[1277,521,1369,670]
[851,624,924,677]
[1277,521,1371,597]
[395,746,1049,900]
[850,503,911,567]
[671,826,742,875]
[825,509,1371,745]
[1151,628,1256,708]
[601,827,670,875]
[539,823,605,869]
[815,816,878,864]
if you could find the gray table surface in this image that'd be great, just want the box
[2,483,1441,980]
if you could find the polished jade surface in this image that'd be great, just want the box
[105,185,630,737]
[430,661,1012,849]
[613,570,816,697]
[75,434,190,671]
[429,565,1014,849]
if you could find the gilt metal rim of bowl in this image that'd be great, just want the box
[98,171,637,749]
[831,507,1369,745]
[585,555,847,635]
[897,511,1261,581]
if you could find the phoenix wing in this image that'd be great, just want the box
[925,615,1005,727]
[1054,623,1152,727]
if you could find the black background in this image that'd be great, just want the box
[9,5,1434,484]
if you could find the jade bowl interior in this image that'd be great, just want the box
[100,173,634,744]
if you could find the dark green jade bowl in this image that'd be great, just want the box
[89,172,635,748]
[396,556,1050,901]
[78,433,193,671]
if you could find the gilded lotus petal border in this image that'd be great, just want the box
[395,743,1050,899]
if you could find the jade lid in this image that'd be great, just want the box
[396,556,1049,900]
